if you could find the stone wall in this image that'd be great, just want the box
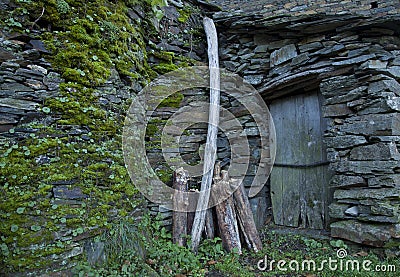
[0,0,209,274]
[145,77,270,229]
[0,39,60,131]
[0,30,143,274]
[209,0,400,15]
[213,9,400,247]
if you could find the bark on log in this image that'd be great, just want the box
[233,181,263,252]
[191,16,220,252]
[187,211,194,235]
[172,168,189,247]
[187,190,196,235]
[214,168,242,254]
[205,208,215,239]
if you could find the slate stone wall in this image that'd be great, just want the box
[0,35,143,272]
[213,10,400,247]
[209,0,400,15]
[0,39,61,134]
[146,78,270,229]
[0,0,209,273]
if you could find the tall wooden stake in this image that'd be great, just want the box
[191,16,220,252]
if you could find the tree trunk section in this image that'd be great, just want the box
[172,168,189,247]
[205,208,215,239]
[233,181,263,252]
[214,168,241,253]
[187,190,196,234]
[191,16,220,252]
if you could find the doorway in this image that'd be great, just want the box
[269,91,332,230]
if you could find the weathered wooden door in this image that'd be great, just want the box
[269,91,332,230]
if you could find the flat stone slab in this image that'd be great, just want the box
[339,113,400,136]
[334,187,400,200]
[53,186,88,199]
[331,219,399,247]
[0,97,39,111]
[330,175,366,188]
[325,135,367,149]
[368,174,400,188]
[335,160,400,174]
[270,44,297,67]
[350,142,400,161]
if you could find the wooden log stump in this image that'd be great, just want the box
[187,189,196,235]
[205,208,215,239]
[172,168,189,247]
[233,180,263,252]
[213,167,242,253]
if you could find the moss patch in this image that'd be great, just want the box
[159,92,184,108]
[178,5,193,23]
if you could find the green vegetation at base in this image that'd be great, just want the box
[73,214,229,277]
[72,219,400,277]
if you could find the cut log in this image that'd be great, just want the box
[172,168,189,247]
[233,181,263,252]
[191,16,221,252]
[187,211,195,235]
[214,168,242,254]
[205,208,215,239]
[187,190,196,235]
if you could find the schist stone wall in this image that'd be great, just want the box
[209,0,400,15]
[0,0,210,272]
[146,79,269,229]
[211,3,400,247]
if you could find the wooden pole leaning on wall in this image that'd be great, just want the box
[172,167,189,247]
[191,16,220,253]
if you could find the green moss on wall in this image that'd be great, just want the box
[152,62,179,74]
[0,124,142,271]
[178,5,193,23]
[158,92,184,108]
[1,0,202,273]
[0,0,173,273]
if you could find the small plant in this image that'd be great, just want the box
[5,17,22,28]
[56,0,70,14]
[330,239,348,249]
[72,214,240,276]
[303,238,323,250]
[197,237,225,260]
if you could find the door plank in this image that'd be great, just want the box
[303,92,324,229]
[270,99,284,226]
[285,95,300,227]
[270,95,301,227]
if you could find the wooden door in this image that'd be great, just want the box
[269,91,332,230]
